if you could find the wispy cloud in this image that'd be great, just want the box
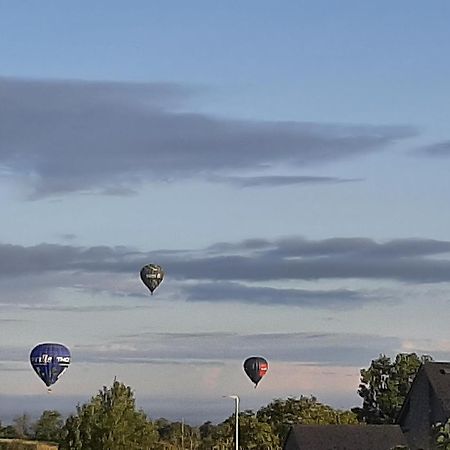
[1,237,450,308]
[0,77,416,198]
[67,331,402,367]
[184,282,381,309]
[0,330,400,367]
[209,175,361,187]
[415,140,450,157]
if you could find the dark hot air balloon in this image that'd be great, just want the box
[30,343,71,391]
[140,264,164,294]
[243,356,268,388]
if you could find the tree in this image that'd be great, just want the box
[353,352,433,424]
[433,418,450,450]
[12,413,33,439]
[60,380,159,449]
[0,423,18,438]
[237,410,280,450]
[202,410,279,450]
[156,418,200,449]
[34,410,64,442]
[207,421,233,450]
[256,396,357,444]
[198,421,218,449]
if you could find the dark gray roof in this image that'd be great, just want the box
[423,362,450,414]
[283,425,407,450]
[397,361,450,423]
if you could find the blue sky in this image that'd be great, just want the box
[1,0,450,424]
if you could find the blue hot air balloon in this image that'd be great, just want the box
[30,343,71,390]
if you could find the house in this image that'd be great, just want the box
[283,424,408,450]
[283,361,450,450]
[397,361,450,450]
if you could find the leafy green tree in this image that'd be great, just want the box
[237,410,280,449]
[432,418,450,450]
[203,410,278,450]
[198,421,218,449]
[212,423,232,449]
[33,410,64,442]
[185,425,201,450]
[353,352,432,424]
[60,380,159,449]
[156,418,200,449]
[257,396,357,444]
[0,423,18,438]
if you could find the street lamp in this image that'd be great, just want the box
[223,395,240,450]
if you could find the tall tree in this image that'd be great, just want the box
[353,352,433,424]
[257,396,357,444]
[156,418,200,449]
[0,423,18,438]
[202,410,278,450]
[12,413,33,439]
[237,410,280,450]
[34,410,64,442]
[198,421,218,449]
[60,380,159,449]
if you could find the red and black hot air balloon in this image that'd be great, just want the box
[243,356,268,388]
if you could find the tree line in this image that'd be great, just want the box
[0,353,441,449]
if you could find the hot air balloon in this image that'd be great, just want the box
[140,264,164,294]
[243,356,268,388]
[30,343,71,391]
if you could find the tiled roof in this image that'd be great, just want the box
[284,424,407,450]
[423,362,450,414]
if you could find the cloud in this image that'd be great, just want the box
[209,175,361,187]
[0,243,136,276]
[0,330,400,368]
[2,236,450,309]
[0,77,416,198]
[52,331,402,367]
[0,363,29,372]
[415,140,450,157]
[58,233,78,241]
[184,281,381,309]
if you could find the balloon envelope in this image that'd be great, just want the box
[140,264,164,294]
[30,343,71,388]
[243,356,268,387]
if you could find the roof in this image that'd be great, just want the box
[397,361,450,423]
[423,362,450,413]
[283,425,407,450]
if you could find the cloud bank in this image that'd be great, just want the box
[0,77,416,198]
[1,331,400,367]
[415,140,450,157]
[1,236,450,308]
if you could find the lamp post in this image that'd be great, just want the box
[223,395,240,450]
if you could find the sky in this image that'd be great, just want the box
[1,0,450,425]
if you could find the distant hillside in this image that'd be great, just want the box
[0,439,57,450]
